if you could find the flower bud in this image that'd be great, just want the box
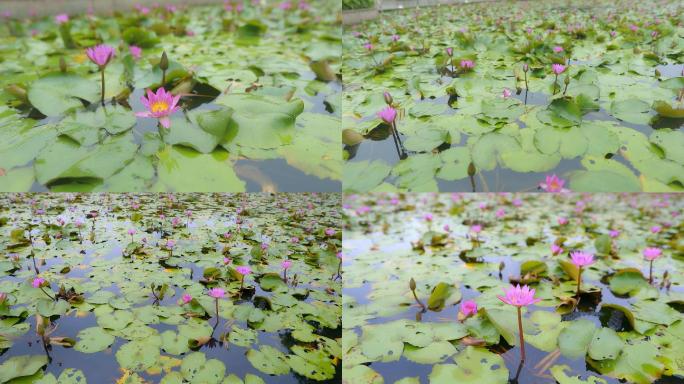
[59,57,67,73]
[384,91,393,105]
[160,51,169,71]
[467,162,476,177]
[564,76,570,85]
[522,63,529,72]
[409,277,416,291]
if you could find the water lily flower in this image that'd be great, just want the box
[539,174,567,192]
[377,106,397,124]
[644,247,662,284]
[570,251,594,300]
[55,14,69,24]
[497,284,540,361]
[391,34,400,42]
[460,59,474,70]
[363,42,373,51]
[495,208,506,218]
[282,260,292,270]
[609,229,620,238]
[136,88,181,129]
[290,236,299,244]
[446,47,453,56]
[629,24,638,32]
[424,213,433,222]
[557,217,568,225]
[553,46,564,53]
[208,288,225,299]
[182,293,192,304]
[128,228,136,236]
[471,224,482,233]
[502,88,512,98]
[610,30,617,37]
[650,225,661,234]
[551,64,566,75]
[0,293,7,305]
[551,244,563,255]
[32,277,46,288]
[129,45,142,60]
[236,266,251,290]
[86,44,115,105]
[223,257,232,265]
[325,228,336,236]
[443,224,450,232]
[460,300,477,317]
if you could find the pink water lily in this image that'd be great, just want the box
[460,300,477,317]
[551,63,566,75]
[553,46,564,53]
[460,59,474,69]
[609,229,620,238]
[551,244,563,255]
[129,45,142,60]
[540,174,567,192]
[570,251,595,267]
[55,14,69,24]
[181,293,192,304]
[498,284,539,361]
[136,87,181,129]
[377,106,397,124]
[86,44,115,67]
[32,277,46,288]
[236,266,252,275]
[282,260,293,269]
[208,288,225,298]
[502,88,512,98]
[643,247,662,284]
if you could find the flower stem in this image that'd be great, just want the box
[517,306,525,362]
[411,287,426,310]
[214,298,220,329]
[40,287,56,301]
[649,260,653,284]
[100,69,105,106]
[553,74,558,95]
[162,69,166,86]
[576,266,582,301]
[240,275,244,291]
[524,71,528,90]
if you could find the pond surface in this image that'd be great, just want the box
[0,193,342,383]
[342,193,684,383]
[0,1,342,192]
[342,0,684,192]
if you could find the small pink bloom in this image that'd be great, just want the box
[55,14,69,24]
[610,30,617,37]
[551,63,566,75]
[629,24,638,32]
[377,106,397,124]
[136,87,181,129]
[223,257,232,265]
[553,46,564,53]
[336,251,343,259]
[363,42,373,51]
[495,208,506,218]
[282,260,293,269]
[540,174,567,192]
[643,247,662,261]
[609,230,620,238]
[497,284,541,307]
[0,293,7,304]
[443,224,450,232]
[208,288,225,298]
[570,251,595,267]
[502,88,512,98]
[460,300,478,317]
[291,237,299,243]
[391,34,400,42]
[182,294,192,304]
[557,217,568,225]
[129,45,142,60]
[325,228,336,236]
[32,277,46,288]
[651,225,661,233]
[551,244,563,255]
[446,47,453,56]
[460,60,474,69]
[128,228,136,236]
[236,266,252,275]
[471,224,482,233]
[424,213,433,222]
[86,44,115,67]
[165,239,175,249]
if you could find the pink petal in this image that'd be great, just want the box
[135,111,152,117]
[159,117,171,128]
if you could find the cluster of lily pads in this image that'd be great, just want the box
[342,0,684,192]
[342,192,683,383]
[0,0,341,192]
[0,192,342,383]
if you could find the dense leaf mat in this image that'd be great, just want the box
[0,192,341,383]
[342,193,683,383]
[342,0,684,192]
[0,1,341,192]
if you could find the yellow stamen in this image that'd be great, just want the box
[150,101,169,113]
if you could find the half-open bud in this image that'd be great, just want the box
[160,51,169,71]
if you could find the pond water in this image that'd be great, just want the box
[0,193,342,383]
[0,1,342,193]
[342,0,684,193]
[342,193,684,383]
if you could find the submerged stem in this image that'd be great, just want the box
[576,266,582,301]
